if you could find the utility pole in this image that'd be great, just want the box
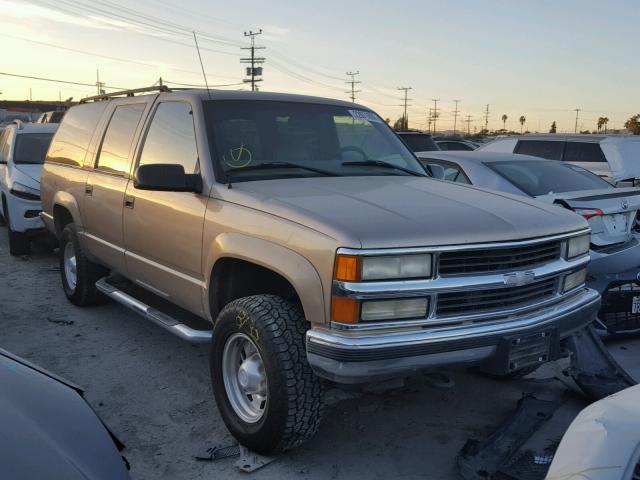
[241,29,265,91]
[427,107,433,133]
[573,108,581,133]
[465,115,472,136]
[431,98,440,134]
[29,88,32,101]
[345,71,361,103]
[483,104,490,133]
[452,99,460,136]
[96,70,105,95]
[398,87,412,130]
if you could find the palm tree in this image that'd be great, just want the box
[519,115,526,133]
[597,117,604,133]
[602,117,609,134]
[501,114,508,130]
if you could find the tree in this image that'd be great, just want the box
[384,118,391,125]
[602,117,609,134]
[393,116,408,131]
[549,121,557,133]
[624,114,640,134]
[501,114,508,130]
[519,115,526,133]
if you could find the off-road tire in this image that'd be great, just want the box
[210,295,323,455]
[4,204,30,256]
[59,224,106,306]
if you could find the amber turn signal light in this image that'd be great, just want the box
[331,296,360,324]
[334,255,361,282]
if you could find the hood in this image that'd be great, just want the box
[0,351,130,480]
[535,187,640,247]
[217,176,589,248]
[13,163,43,185]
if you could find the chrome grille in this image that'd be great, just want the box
[438,241,561,276]
[436,278,558,317]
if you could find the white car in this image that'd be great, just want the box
[0,121,57,255]
[479,134,640,185]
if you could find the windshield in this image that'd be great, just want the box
[206,100,424,182]
[14,133,54,165]
[488,160,613,196]
[398,133,439,152]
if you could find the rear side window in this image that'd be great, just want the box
[563,142,607,163]
[96,104,146,176]
[14,133,54,164]
[46,102,108,167]
[515,140,564,160]
[400,134,439,152]
[423,161,471,184]
[138,102,198,174]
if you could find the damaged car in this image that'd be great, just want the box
[418,150,640,336]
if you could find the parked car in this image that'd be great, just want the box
[0,121,57,255]
[417,150,640,335]
[436,139,478,151]
[479,134,640,185]
[0,348,130,480]
[396,130,440,152]
[36,110,66,124]
[546,384,640,480]
[41,87,598,454]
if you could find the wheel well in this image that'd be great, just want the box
[53,205,74,237]
[210,258,300,319]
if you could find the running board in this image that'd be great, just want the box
[95,278,212,344]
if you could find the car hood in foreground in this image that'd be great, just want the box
[0,350,130,480]
[218,176,589,248]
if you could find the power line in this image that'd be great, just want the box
[0,71,127,90]
[345,71,361,103]
[241,29,265,91]
[573,108,581,133]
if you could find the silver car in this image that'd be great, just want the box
[417,151,640,336]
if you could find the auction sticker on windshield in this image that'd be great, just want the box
[349,110,383,123]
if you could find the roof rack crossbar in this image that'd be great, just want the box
[80,85,171,103]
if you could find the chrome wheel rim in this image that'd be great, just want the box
[222,333,268,423]
[63,242,77,291]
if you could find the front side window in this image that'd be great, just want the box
[96,103,146,176]
[515,140,564,160]
[488,160,612,196]
[206,100,423,182]
[138,102,199,174]
[563,142,607,163]
[14,133,54,164]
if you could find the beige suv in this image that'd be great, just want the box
[40,86,600,454]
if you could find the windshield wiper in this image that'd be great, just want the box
[225,162,338,187]
[342,160,427,177]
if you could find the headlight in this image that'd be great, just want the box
[566,234,590,259]
[361,298,429,321]
[563,268,587,293]
[334,253,433,282]
[10,182,41,201]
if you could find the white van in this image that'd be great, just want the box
[479,134,640,185]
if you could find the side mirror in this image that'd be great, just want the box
[134,164,202,192]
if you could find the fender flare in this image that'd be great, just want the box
[51,191,83,232]
[204,232,326,326]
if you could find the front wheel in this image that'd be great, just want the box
[210,295,323,455]
[4,205,30,256]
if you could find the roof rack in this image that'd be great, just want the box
[80,85,172,104]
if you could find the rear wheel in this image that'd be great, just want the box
[210,295,323,455]
[59,224,106,305]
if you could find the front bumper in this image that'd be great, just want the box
[306,287,600,383]
[6,193,44,233]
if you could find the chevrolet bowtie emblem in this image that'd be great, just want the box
[503,271,535,287]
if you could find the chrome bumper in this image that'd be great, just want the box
[306,288,600,383]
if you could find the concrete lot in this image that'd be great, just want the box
[1,231,638,480]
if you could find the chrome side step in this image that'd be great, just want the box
[95,278,212,344]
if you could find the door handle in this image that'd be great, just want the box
[85,184,93,196]
[124,195,135,209]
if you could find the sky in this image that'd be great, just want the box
[0,0,638,133]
